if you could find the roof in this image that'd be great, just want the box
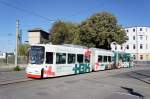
[28,28,49,34]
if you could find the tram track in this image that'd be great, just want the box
[127,71,150,84]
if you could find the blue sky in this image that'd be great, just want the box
[0,0,150,52]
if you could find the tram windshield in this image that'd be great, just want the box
[29,46,45,64]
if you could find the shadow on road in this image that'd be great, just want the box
[121,86,144,99]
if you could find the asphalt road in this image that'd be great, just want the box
[0,66,150,99]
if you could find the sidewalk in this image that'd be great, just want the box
[0,70,32,85]
[0,64,32,85]
[0,64,27,72]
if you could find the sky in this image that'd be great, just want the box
[0,0,150,52]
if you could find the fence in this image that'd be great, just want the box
[0,55,27,65]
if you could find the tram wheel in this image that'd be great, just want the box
[41,69,44,79]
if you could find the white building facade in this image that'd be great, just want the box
[111,26,150,63]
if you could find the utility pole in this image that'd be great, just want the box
[15,20,19,67]
[18,29,22,45]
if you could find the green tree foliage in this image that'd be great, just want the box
[18,44,30,56]
[79,12,128,49]
[50,21,80,44]
[49,12,128,50]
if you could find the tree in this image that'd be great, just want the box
[49,21,80,44]
[18,44,30,56]
[79,12,128,49]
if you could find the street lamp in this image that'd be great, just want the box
[111,42,117,51]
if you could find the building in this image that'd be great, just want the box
[28,28,50,44]
[111,26,150,64]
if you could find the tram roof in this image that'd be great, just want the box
[30,44,87,49]
[90,48,113,52]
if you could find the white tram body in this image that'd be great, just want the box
[90,48,114,71]
[26,44,92,78]
[26,44,132,79]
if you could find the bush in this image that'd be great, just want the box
[13,66,21,71]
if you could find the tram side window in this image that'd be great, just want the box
[112,56,115,62]
[104,56,107,62]
[98,55,103,62]
[68,54,76,64]
[108,56,111,62]
[85,58,90,63]
[56,53,66,64]
[77,54,84,63]
[46,52,53,64]
[127,57,130,62]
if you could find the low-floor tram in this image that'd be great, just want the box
[26,44,133,79]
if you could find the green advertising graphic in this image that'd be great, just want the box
[73,63,91,74]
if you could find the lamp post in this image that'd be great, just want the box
[111,42,118,68]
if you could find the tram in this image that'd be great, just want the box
[26,44,133,78]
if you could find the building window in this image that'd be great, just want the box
[133,55,136,60]
[140,28,142,31]
[133,36,135,40]
[146,44,148,49]
[140,55,143,60]
[126,45,129,49]
[139,35,143,40]
[133,29,135,32]
[146,35,148,40]
[133,44,136,49]
[140,44,143,49]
